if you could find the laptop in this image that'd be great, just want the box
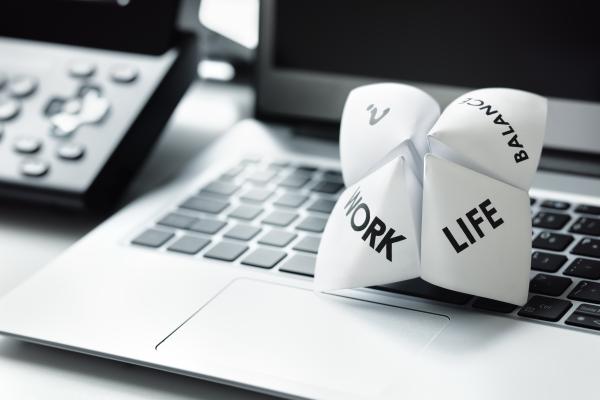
[1,1,600,399]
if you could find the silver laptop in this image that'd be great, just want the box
[2,1,600,399]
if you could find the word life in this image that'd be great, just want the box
[344,188,406,261]
[442,198,504,254]
[459,97,529,164]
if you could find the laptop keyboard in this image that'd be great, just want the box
[131,157,600,334]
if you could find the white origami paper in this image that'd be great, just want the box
[315,84,547,305]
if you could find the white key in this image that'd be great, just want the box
[69,61,96,78]
[8,76,38,98]
[50,90,110,135]
[0,96,21,121]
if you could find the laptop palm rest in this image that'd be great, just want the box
[156,279,449,398]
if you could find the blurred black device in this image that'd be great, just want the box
[0,1,198,210]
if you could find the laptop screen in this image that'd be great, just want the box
[257,0,600,157]
[274,1,600,103]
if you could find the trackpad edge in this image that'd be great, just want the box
[156,279,449,398]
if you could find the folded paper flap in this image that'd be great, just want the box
[421,155,531,305]
[317,83,545,305]
[315,157,421,291]
[427,87,547,191]
[340,83,440,187]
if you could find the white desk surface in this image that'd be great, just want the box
[0,80,277,400]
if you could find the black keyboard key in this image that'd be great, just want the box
[310,180,344,194]
[563,258,600,280]
[575,204,600,215]
[532,231,574,251]
[571,238,600,258]
[132,229,174,248]
[241,248,287,269]
[200,181,239,196]
[279,254,316,277]
[279,173,310,189]
[274,192,309,208]
[518,296,572,321]
[322,170,343,183]
[296,216,328,233]
[529,274,572,296]
[293,236,321,254]
[258,230,297,247]
[204,241,248,261]
[157,213,197,230]
[240,188,273,202]
[167,236,210,255]
[262,211,299,227]
[180,196,229,214]
[570,217,600,236]
[307,198,336,214]
[247,169,277,184]
[224,224,261,241]
[540,200,570,210]
[472,298,517,313]
[572,303,600,317]
[532,212,570,230]
[375,278,473,305]
[295,165,318,174]
[568,280,600,304]
[565,312,600,331]
[228,205,263,220]
[189,218,227,234]
[531,251,567,273]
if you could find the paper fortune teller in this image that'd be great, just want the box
[315,83,547,306]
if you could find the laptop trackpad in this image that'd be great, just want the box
[156,279,449,398]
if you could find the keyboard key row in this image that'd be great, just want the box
[133,230,311,272]
[156,211,324,248]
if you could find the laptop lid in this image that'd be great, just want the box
[256,0,600,162]
[0,1,180,54]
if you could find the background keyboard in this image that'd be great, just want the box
[131,157,600,334]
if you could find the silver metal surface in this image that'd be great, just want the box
[0,119,599,399]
